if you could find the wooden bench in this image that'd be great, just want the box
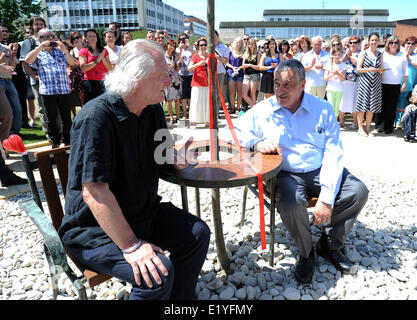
[237,183,318,266]
[18,146,111,300]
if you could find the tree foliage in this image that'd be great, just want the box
[0,0,45,42]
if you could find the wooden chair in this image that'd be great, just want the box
[18,146,111,300]
[238,183,318,266]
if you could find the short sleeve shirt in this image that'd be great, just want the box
[0,44,19,80]
[36,49,71,95]
[191,54,208,87]
[58,93,171,249]
[79,47,109,81]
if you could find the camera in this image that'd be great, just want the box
[181,38,186,44]
[49,41,58,47]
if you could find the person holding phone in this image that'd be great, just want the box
[25,28,78,148]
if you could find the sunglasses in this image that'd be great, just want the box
[332,43,341,46]
[40,35,54,39]
[389,41,400,45]
[1,30,9,33]
[199,43,207,47]
[406,42,415,45]
[25,31,33,34]
[72,36,80,40]
[349,41,359,44]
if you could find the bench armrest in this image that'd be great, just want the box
[18,197,69,272]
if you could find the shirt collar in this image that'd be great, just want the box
[107,93,134,122]
[272,91,312,114]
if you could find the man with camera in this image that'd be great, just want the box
[25,28,78,148]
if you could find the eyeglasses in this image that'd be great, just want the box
[332,43,341,46]
[389,41,400,45]
[39,35,54,39]
[1,30,9,33]
[406,42,415,45]
[349,41,359,44]
[199,44,207,47]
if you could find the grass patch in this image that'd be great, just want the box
[19,117,47,145]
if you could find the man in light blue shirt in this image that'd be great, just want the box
[221,59,369,284]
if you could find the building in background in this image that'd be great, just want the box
[220,9,396,43]
[42,0,184,37]
[394,19,417,43]
[184,15,207,37]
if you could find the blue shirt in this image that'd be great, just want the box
[36,49,71,95]
[220,93,344,205]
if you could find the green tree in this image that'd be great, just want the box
[0,0,45,42]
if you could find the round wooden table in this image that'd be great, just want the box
[160,140,282,274]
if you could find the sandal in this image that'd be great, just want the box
[357,130,368,137]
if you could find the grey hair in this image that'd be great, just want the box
[274,59,305,82]
[311,36,323,43]
[37,28,54,39]
[104,39,165,98]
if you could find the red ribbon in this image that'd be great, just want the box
[206,54,267,250]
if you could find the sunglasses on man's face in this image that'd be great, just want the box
[199,44,207,47]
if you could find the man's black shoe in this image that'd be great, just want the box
[316,233,353,274]
[295,249,315,284]
[1,174,28,187]
[404,136,417,143]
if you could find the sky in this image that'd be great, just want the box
[163,0,416,30]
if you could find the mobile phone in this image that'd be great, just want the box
[49,41,58,47]
[181,38,186,44]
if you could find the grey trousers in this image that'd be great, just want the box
[275,168,369,258]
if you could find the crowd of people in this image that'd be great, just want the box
[1,15,417,187]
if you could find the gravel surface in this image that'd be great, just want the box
[0,128,416,300]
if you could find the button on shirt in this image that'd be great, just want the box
[220,93,344,205]
[36,49,71,95]
[302,50,330,87]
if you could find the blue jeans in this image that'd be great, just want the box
[0,78,22,135]
[401,104,417,137]
[67,202,210,300]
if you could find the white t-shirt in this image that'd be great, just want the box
[324,61,348,92]
[382,51,408,85]
[105,45,122,65]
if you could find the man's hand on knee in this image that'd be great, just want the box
[313,201,332,226]
[123,242,168,288]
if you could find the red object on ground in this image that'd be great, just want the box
[2,134,27,155]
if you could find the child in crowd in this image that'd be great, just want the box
[324,47,347,126]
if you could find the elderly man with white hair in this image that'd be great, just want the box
[300,35,330,98]
[58,39,210,300]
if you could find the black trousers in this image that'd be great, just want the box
[376,84,401,133]
[83,80,105,104]
[275,168,369,258]
[68,202,210,300]
[41,94,72,146]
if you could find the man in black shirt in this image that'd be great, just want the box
[58,40,210,300]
